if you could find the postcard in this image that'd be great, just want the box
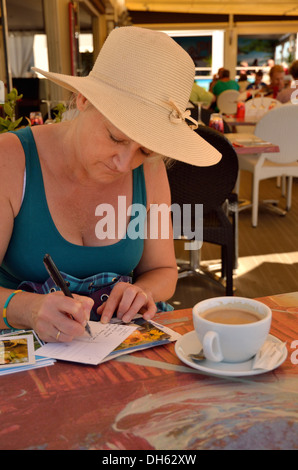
[37,321,138,365]
[0,330,55,376]
[37,318,181,366]
[102,317,181,362]
[0,334,35,369]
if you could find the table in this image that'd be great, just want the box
[0,292,297,450]
[226,132,280,155]
[226,132,285,228]
[224,116,258,133]
[226,133,282,258]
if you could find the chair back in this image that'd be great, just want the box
[254,104,298,164]
[217,90,240,115]
[245,97,282,120]
[167,126,239,215]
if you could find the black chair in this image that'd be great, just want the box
[167,125,239,296]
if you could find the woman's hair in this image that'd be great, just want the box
[269,65,284,79]
[221,69,230,79]
[60,93,80,121]
[64,93,168,166]
[238,73,248,82]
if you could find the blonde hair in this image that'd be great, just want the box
[65,94,174,168]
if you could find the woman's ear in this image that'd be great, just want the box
[76,93,89,111]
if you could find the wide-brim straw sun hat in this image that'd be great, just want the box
[32,26,221,166]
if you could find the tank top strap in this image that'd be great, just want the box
[10,126,45,201]
[132,163,146,208]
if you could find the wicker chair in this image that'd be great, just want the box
[167,126,239,296]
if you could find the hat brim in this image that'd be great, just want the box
[32,67,221,167]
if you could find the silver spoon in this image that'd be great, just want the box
[188,348,206,362]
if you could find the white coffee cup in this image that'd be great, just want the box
[192,296,272,363]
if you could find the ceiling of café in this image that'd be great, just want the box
[5,0,99,32]
[4,0,298,33]
[5,0,44,31]
[124,0,298,17]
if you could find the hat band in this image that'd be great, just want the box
[167,100,198,130]
[88,73,198,129]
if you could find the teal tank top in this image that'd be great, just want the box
[0,127,146,289]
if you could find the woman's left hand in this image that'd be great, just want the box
[96,282,157,324]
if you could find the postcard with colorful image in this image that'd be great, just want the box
[0,334,35,369]
[103,317,181,362]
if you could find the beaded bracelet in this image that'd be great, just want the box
[3,290,24,329]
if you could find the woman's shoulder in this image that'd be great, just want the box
[0,131,25,172]
[143,157,168,183]
[143,157,171,205]
[0,129,21,149]
[0,131,26,214]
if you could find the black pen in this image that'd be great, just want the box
[43,254,93,338]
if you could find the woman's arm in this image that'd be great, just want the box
[0,133,24,329]
[0,133,92,341]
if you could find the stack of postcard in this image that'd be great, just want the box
[1,317,180,370]
[38,317,181,366]
[0,329,55,376]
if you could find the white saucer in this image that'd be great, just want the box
[175,331,287,377]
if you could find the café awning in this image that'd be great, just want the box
[124,0,298,17]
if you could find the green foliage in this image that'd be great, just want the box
[52,103,66,122]
[238,38,278,55]
[0,89,67,132]
[0,88,24,133]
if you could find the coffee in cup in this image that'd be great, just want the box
[201,307,262,325]
[193,296,272,363]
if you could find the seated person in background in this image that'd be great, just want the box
[189,81,214,108]
[261,65,285,98]
[237,72,250,93]
[247,70,267,90]
[262,58,275,84]
[277,60,298,104]
[208,67,225,92]
[0,26,221,343]
[212,69,240,111]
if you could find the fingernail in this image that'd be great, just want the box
[101,316,109,324]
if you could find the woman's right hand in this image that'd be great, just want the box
[30,291,94,342]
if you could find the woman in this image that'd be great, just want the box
[246,70,266,91]
[277,60,298,103]
[237,73,250,93]
[0,27,220,342]
[261,65,285,98]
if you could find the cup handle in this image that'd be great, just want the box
[203,331,224,362]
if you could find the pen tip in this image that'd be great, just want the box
[85,322,93,338]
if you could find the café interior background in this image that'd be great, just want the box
[1,0,298,309]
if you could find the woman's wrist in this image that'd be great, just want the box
[2,290,24,328]
[2,290,38,330]
[134,267,177,303]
